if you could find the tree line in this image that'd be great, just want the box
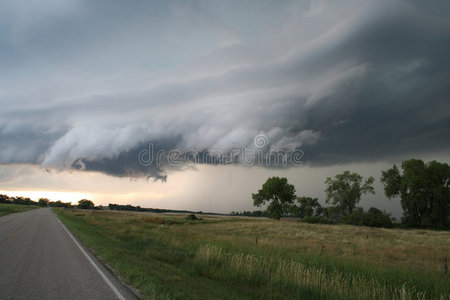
[0,195,96,209]
[108,203,224,215]
[2,158,447,229]
[252,158,450,229]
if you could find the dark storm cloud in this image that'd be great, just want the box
[0,0,449,179]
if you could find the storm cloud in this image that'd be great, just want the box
[1,0,449,179]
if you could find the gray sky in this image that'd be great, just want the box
[0,0,449,215]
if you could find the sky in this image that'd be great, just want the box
[0,0,449,218]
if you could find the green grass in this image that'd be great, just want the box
[54,209,450,300]
[0,203,39,216]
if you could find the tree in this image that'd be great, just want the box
[78,199,95,209]
[291,197,322,218]
[325,171,375,215]
[252,177,296,220]
[340,207,393,228]
[381,159,450,228]
[322,206,341,224]
[38,198,50,207]
[12,196,35,205]
[364,207,393,228]
[50,200,72,208]
[0,194,11,203]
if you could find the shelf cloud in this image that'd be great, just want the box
[1,0,449,180]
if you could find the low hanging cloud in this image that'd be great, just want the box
[0,0,449,180]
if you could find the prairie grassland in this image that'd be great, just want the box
[55,209,450,300]
[0,203,39,216]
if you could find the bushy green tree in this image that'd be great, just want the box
[340,207,365,226]
[291,197,323,218]
[381,159,450,228]
[341,207,393,228]
[50,200,72,208]
[322,206,341,223]
[325,171,375,215]
[78,199,95,209]
[252,177,296,220]
[364,207,393,228]
[12,196,36,205]
[0,194,11,203]
[38,198,50,207]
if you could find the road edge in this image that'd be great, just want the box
[54,212,141,300]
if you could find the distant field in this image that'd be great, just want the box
[0,203,39,217]
[54,209,450,300]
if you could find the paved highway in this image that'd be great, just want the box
[0,207,139,299]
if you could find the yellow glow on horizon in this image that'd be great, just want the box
[0,190,94,204]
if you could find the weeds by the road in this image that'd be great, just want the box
[0,203,39,217]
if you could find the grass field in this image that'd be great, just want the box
[0,203,39,217]
[54,208,450,300]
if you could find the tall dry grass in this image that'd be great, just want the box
[194,244,448,300]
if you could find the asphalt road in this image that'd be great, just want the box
[0,207,139,300]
